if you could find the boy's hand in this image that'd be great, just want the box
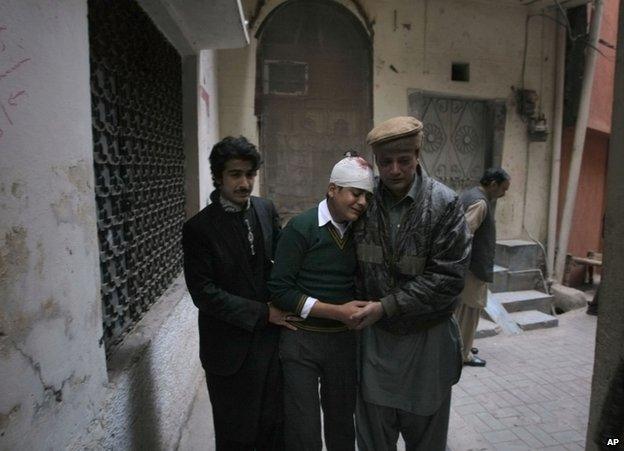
[351,302,384,329]
[335,300,370,328]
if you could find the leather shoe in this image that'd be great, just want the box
[471,347,479,355]
[464,356,486,367]
[586,303,598,316]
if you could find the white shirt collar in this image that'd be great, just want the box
[318,199,349,238]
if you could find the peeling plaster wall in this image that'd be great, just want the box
[1,2,208,449]
[218,0,558,241]
[0,1,108,448]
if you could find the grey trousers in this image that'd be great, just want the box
[356,390,452,451]
[280,328,357,451]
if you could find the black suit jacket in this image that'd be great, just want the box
[183,194,281,375]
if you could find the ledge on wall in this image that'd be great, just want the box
[82,275,203,450]
[137,0,249,55]
[106,275,193,375]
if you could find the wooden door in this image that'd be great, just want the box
[257,0,372,220]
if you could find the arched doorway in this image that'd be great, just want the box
[256,0,372,220]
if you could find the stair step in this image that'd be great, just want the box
[490,265,509,293]
[491,290,553,314]
[507,268,545,292]
[475,318,501,339]
[497,239,537,246]
[495,239,539,271]
[484,291,523,335]
[508,310,559,331]
[491,268,546,293]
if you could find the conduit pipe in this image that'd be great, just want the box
[554,0,604,282]
[547,13,567,280]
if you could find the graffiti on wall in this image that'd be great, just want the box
[0,26,30,140]
[200,85,210,117]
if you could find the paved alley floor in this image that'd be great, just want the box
[447,308,595,451]
[179,308,597,451]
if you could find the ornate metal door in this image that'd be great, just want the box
[257,0,372,221]
[409,92,499,193]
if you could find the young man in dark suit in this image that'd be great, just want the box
[183,136,297,451]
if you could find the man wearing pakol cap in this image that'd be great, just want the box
[350,117,471,450]
[269,153,375,451]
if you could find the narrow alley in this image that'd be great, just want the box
[180,309,596,451]
[2,1,622,449]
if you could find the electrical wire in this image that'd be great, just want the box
[553,0,577,41]
[521,0,610,96]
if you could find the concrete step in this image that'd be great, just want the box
[491,290,554,315]
[490,267,546,293]
[507,268,546,292]
[495,239,539,271]
[475,317,501,339]
[490,265,509,293]
[508,310,559,331]
[483,291,523,335]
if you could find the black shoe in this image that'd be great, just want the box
[471,347,479,355]
[464,356,486,367]
[586,303,598,316]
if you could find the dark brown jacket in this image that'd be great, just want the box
[354,169,471,335]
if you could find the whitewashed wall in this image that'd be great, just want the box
[198,50,219,207]
[0,1,220,449]
[0,1,108,448]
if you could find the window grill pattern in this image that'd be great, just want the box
[88,0,185,347]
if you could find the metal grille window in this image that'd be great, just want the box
[88,0,185,348]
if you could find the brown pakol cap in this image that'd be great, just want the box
[366,116,424,146]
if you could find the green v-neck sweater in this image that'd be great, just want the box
[269,207,356,332]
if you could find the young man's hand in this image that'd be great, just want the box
[309,300,367,328]
[268,303,303,330]
[335,300,370,329]
[351,301,384,329]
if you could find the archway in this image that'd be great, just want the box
[256,0,372,219]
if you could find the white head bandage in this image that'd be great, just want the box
[329,155,374,193]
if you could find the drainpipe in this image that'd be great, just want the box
[554,0,604,282]
[546,14,567,281]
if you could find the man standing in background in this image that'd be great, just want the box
[456,168,511,367]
